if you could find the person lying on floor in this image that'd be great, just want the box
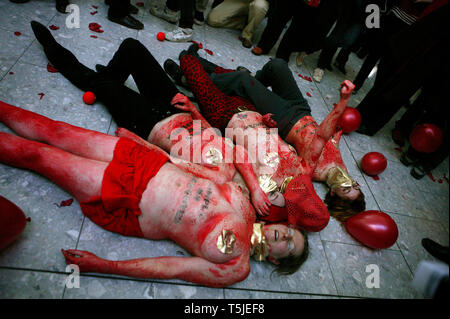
[0,100,308,287]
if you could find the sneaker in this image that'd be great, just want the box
[410,165,427,180]
[296,52,307,66]
[165,27,193,42]
[149,5,179,24]
[313,68,324,82]
[194,10,205,25]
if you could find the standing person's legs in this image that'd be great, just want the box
[241,0,269,46]
[165,0,196,41]
[107,0,143,29]
[253,0,293,54]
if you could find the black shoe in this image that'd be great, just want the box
[108,15,144,30]
[410,165,427,180]
[31,21,57,47]
[422,238,449,264]
[55,0,69,14]
[400,152,418,167]
[236,66,251,75]
[179,42,200,60]
[164,59,184,86]
[129,4,139,15]
[95,64,107,72]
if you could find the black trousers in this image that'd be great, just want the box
[255,0,298,54]
[186,53,311,138]
[166,0,195,29]
[107,0,131,18]
[43,38,180,139]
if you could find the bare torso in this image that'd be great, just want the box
[137,162,255,263]
[227,111,306,188]
[148,113,237,183]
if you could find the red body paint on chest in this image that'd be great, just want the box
[196,213,227,245]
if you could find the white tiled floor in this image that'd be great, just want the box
[0,0,448,299]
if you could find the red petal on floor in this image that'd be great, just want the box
[427,172,436,182]
[9,72,14,75]
[14,31,21,36]
[372,175,380,180]
[438,179,443,183]
[306,92,312,97]
[204,48,214,55]
[89,22,104,33]
[47,63,58,73]
[38,93,45,100]
[90,11,98,15]
[136,2,144,7]
[231,59,234,62]
[298,73,312,82]
[26,217,31,222]
[59,198,74,207]
[92,5,98,9]
[49,25,59,30]
[90,35,98,38]
[190,40,203,49]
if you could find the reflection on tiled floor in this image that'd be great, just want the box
[0,0,448,299]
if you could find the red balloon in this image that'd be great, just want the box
[156,32,165,41]
[361,152,387,176]
[338,107,362,133]
[409,123,443,153]
[345,210,398,249]
[83,91,96,105]
[0,196,28,251]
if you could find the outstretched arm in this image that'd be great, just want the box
[62,249,250,288]
[308,80,354,164]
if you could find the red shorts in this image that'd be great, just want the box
[80,138,169,238]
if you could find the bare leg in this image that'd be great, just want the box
[0,132,106,202]
[0,100,118,162]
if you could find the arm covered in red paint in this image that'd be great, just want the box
[61,249,250,288]
[308,80,354,165]
[233,144,271,216]
[171,93,212,129]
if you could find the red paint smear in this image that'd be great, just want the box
[190,40,203,49]
[136,2,144,7]
[90,35,98,38]
[298,73,312,82]
[14,31,21,36]
[55,198,74,207]
[196,213,227,245]
[38,93,45,100]
[306,92,312,97]
[427,172,436,182]
[26,217,31,222]
[92,5,98,9]
[90,11,98,15]
[89,22,104,33]
[47,63,58,73]
[204,48,214,56]
[231,59,234,62]
[49,25,59,30]
[394,147,403,152]
[9,72,14,75]
[372,175,380,180]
